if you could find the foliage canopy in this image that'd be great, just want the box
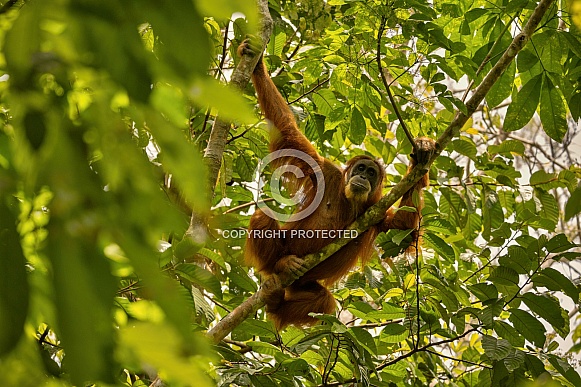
[1,0,581,386]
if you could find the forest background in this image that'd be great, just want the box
[1,0,581,386]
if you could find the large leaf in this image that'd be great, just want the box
[533,267,579,302]
[503,74,542,132]
[348,106,366,145]
[565,184,581,220]
[539,75,567,142]
[509,309,546,347]
[522,293,568,336]
[174,263,223,298]
[486,61,515,108]
[482,335,512,361]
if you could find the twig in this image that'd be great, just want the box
[216,21,230,81]
[377,328,479,370]
[376,16,417,153]
[222,338,252,353]
[224,198,275,214]
[288,77,330,105]
[425,349,492,369]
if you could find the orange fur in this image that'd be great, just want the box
[242,47,432,329]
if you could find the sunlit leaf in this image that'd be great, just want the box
[503,74,542,132]
[348,106,366,145]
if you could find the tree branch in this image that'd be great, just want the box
[205,0,556,344]
[376,327,480,370]
[376,15,417,152]
[187,0,273,241]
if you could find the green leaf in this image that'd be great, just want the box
[247,131,269,158]
[503,74,542,132]
[469,283,498,302]
[172,238,204,261]
[366,304,406,321]
[280,327,306,347]
[494,321,525,348]
[236,151,256,181]
[23,109,47,151]
[196,0,257,27]
[479,300,503,327]
[536,190,559,229]
[423,218,456,235]
[379,323,408,343]
[144,112,209,213]
[121,237,203,349]
[120,322,211,386]
[533,267,579,302]
[482,187,503,240]
[350,327,378,356]
[505,0,529,13]
[548,356,581,385]
[267,31,287,57]
[503,349,526,372]
[391,228,414,245]
[423,233,455,260]
[174,263,223,298]
[482,335,512,361]
[70,3,153,102]
[509,309,546,347]
[136,0,210,80]
[498,245,532,274]
[538,33,563,74]
[488,266,519,286]
[565,184,581,220]
[198,247,227,269]
[488,140,525,156]
[545,233,578,253]
[525,354,547,378]
[191,287,214,322]
[451,137,477,160]
[0,197,29,357]
[348,106,366,145]
[312,89,341,116]
[3,3,41,87]
[561,31,581,58]
[529,170,557,189]
[522,293,568,336]
[229,265,258,293]
[486,61,515,108]
[191,77,256,124]
[48,226,117,384]
[517,47,539,73]
[539,75,567,142]
[150,83,189,127]
[281,358,310,374]
[247,341,283,356]
[234,319,276,340]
